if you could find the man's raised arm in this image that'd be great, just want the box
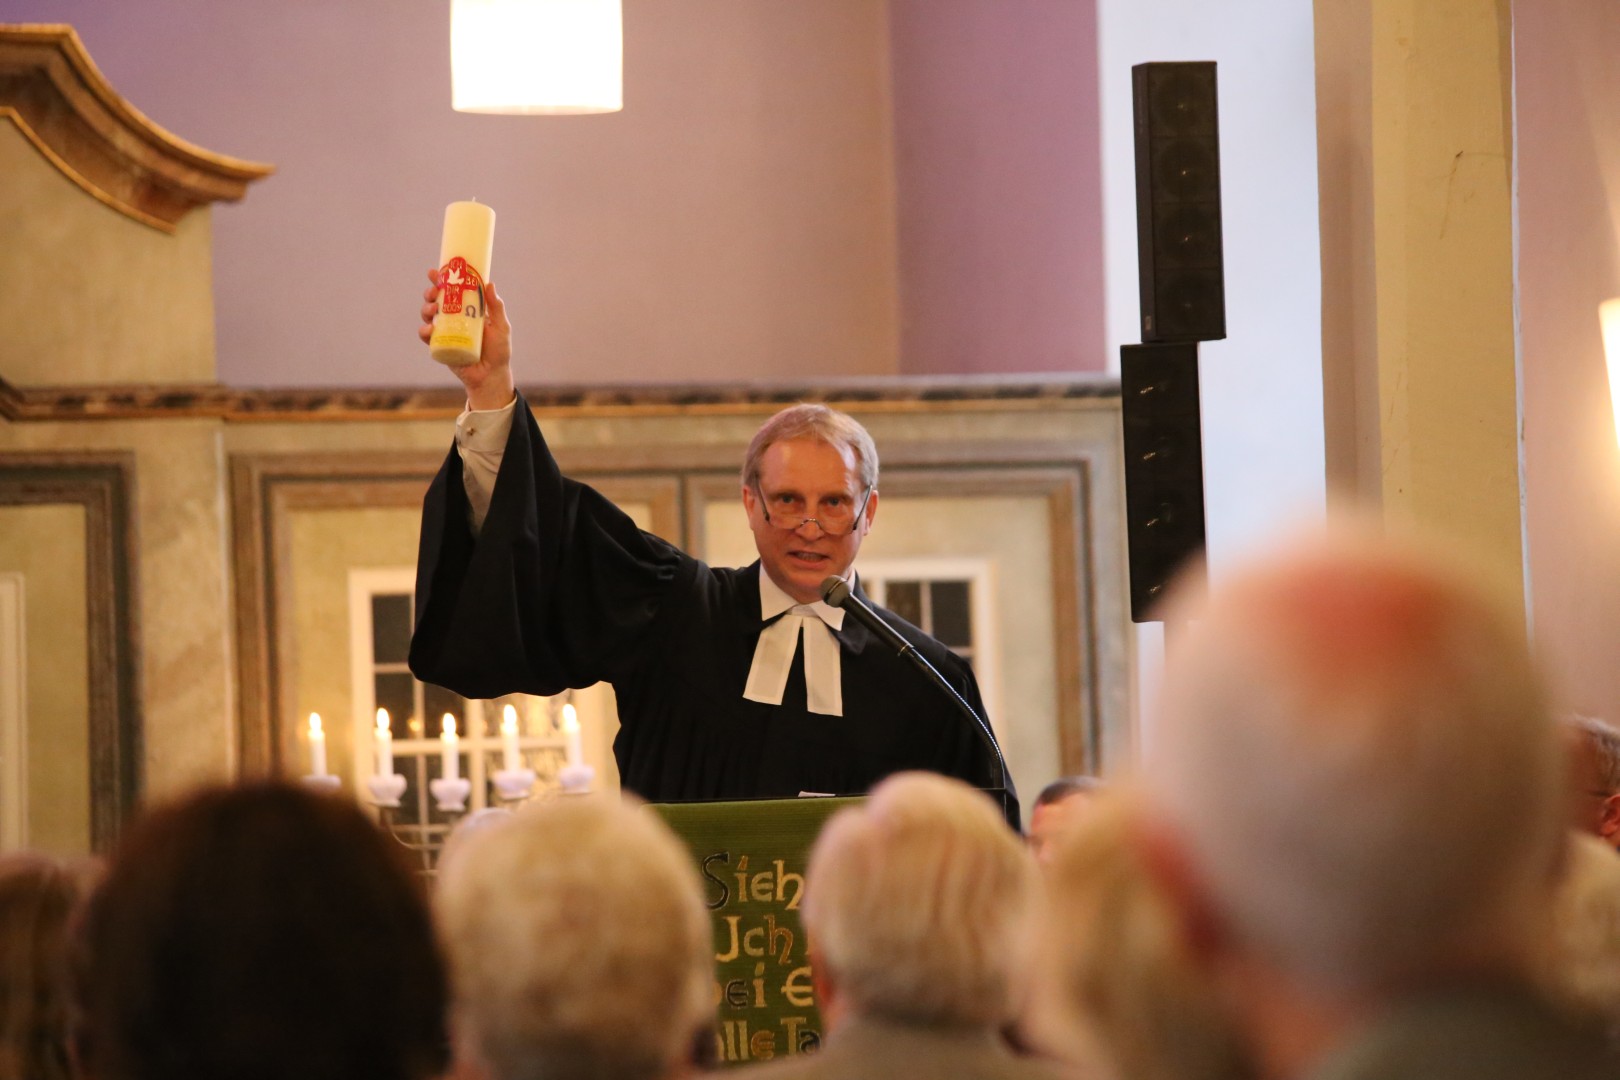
[420,266,517,532]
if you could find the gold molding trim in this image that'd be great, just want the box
[0,373,1119,424]
[0,24,274,232]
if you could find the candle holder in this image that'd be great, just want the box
[365,773,408,808]
[557,762,596,796]
[368,802,460,876]
[301,774,341,793]
[429,777,473,813]
[492,767,538,802]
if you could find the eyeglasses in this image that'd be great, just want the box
[753,485,874,537]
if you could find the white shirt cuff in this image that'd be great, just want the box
[455,395,516,533]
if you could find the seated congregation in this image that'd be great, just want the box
[3,527,1619,1080]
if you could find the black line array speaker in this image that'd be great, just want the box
[1133,61,1226,344]
[1120,342,1207,622]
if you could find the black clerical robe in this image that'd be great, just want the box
[409,395,1016,825]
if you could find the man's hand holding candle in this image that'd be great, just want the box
[420,267,514,411]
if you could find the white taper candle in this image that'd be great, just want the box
[308,713,327,777]
[562,703,583,769]
[441,714,460,782]
[375,708,393,777]
[501,703,521,772]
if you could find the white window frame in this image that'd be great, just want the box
[855,557,1002,735]
[349,568,495,829]
[347,569,564,820]
[0,573,27,849]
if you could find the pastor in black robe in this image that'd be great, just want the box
[409,395,1017,827]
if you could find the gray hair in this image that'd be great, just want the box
[1144,526,1564,993]
[1544,832,1620,1030]
[1035,776,1103,809]
[803,773,1038,1028]
[741,404,879,493]
[1569,715,1620,793]
[436,796,712,1080]
[1035,796,1252,1080]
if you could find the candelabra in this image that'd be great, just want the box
[311,755,598,876]
[364,766,536,875]
[301,697,597,874]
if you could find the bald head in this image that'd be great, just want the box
[1143,528,1563,992]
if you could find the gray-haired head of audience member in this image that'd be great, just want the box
[436,796,713,1080]
[1567,715,1620,845]
[1141,527,1565,995]
[1029,794,1254,1080]
[1545,832,1620,1040]
[802,772,1040,1031]
[1028,776,1103,865]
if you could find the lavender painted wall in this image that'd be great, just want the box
[14,0,904,387]
[7,1,1108,387]
[1517,0,1620,723]
[888,0,1106,375]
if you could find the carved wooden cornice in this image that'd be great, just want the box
[0,24,273,232]
[0,373,1119,424]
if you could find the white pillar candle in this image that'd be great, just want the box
[562,703,583,769]
[429,201,497,367]
[308,713,327,777]
[375,708,393,777]
[501,703,521,772]
[441,714,460,782]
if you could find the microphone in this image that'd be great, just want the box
[820,576,915,657]
[820,576,1016,828]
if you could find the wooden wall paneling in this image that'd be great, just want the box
[230,449,684,777]
[0,452,141,850]
[230,452,444,775]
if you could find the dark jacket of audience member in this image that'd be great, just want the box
[72,782,449,1080]
[0,853,95,1080]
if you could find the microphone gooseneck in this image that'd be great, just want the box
[818,575,1015,827]
[821,576,913,656]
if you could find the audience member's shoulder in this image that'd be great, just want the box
[1312,982,1616,1080]
[728,1039,1076,1080]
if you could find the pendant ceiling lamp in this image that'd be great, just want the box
[451,0,623,114]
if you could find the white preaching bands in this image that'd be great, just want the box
[454,398,853,717]
[743,570,847,716]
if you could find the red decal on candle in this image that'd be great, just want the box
[438,257,486,318]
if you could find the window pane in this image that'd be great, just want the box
[931,581,972,647]
[423,682,465,737]
[375,672,415,736]
[886,580,923,627]
[372,594,414,664]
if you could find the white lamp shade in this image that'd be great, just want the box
[1601,298,1620,453]
[451,0,622,115]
